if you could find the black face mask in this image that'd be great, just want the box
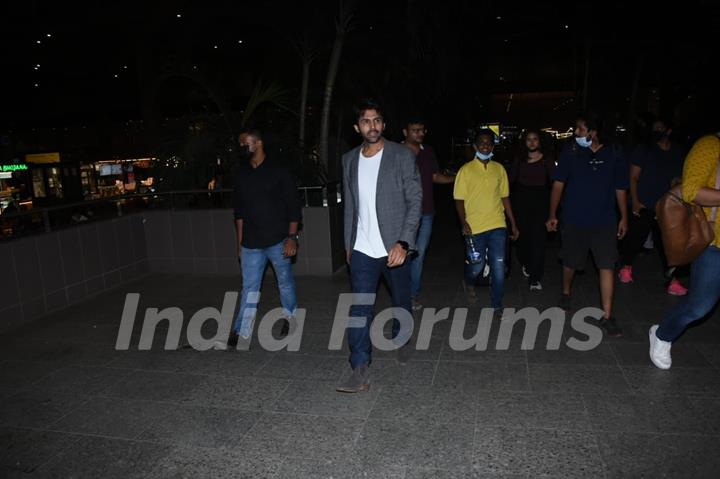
[238,145,251,160]
[651,131,667,142]
[527,147,540,153]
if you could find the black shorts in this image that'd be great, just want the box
[561,223,618,270]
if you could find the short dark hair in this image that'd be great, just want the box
[404,115,426,129]
[239,127,263,141]
[576,112,602,134]
[354,99,384,122]
[474,128,496,144]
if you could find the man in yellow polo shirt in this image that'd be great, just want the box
[454,129,519,312]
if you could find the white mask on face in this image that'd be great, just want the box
[475,151,493,161]
[575,136,592,148]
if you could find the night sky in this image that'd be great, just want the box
[2,0,719,136]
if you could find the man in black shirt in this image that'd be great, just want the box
[222,128,302,347]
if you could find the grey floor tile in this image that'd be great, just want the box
[406,468,532,479]
[101,371,203,402]
[434,362,530,392]
[612,342,713,368]
[0,389,89,428]
[356,418,475,469]
[49,397,169,439]
[472,427,606,478]
[0,360,66,388]
[622,366,720,396]
[275,458,405,479]
[688,396,720,434]
[106,349,201,372]
[439,338,527,364]
[37,436,173,479]
[476,391,590,431]
[33,365,134,396]
[148,446,281,478]
[694,343,720,370]
[185,375,289,411]
[595,432,720,479]
[526,343,617,366]
[137,405,260,448]
[273,380,379,418]
[370,385,477,425]
[186,350,275,377]
[258,354,348,382]
[583,393,713,434]
[528,364,630,394]
[339,359,436,388]
[0,428,82,475]
[240,413,364,462]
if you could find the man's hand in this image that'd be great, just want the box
[283,238,298,258]
[632,199,646,217]
[546,217,559,232]
[387,243,408,268]
[510,224,520,241]
[346,250,352,264]
[462,221,472,236]
[617,217,628,239]
[236,242,242,258]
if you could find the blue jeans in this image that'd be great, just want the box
[464,227,507,310]
[657,246,720,342]
[348,250,412,369]
[410,214,434,298]
[233,241,297,337]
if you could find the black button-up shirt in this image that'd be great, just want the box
[232,159,302,249]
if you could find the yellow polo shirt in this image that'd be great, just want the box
[681,135,720,247]
[454,159,509,234]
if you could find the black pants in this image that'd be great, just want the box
[619,207,685,281]
[512,185,548,283]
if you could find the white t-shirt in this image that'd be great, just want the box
[353,148,387,258]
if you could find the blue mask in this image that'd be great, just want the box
[575,136,592,148]
[475,151,493,161]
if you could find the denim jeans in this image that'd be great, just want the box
[410,214,434,298]
[465,227,507,310]
[347,250,412,369]
[233,241,297,337]
[657,246,720,342]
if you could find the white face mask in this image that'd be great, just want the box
[575,136,592,148]
[475,151,494,161]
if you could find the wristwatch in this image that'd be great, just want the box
[396,240,409,251]
[287,234,300,242]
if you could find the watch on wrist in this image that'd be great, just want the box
[287,234,299,242]
[396,240,409,251]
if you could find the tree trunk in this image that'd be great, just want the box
[627,52,644,143]
[319,31,345,182]
[581,36,591,110]
[299,59,310,151]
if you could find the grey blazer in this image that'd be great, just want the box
[342,139,422,253]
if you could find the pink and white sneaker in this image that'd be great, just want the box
[667,279,688,296]
[618,266,633,284]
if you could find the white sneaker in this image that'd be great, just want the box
[521,266,530,278]
[529,281,543,291]
[649,325,672,370]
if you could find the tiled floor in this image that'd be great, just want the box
[2,216,720,478]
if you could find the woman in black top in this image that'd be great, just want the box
[509,129,555,291]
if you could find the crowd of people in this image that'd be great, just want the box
[221,98,720,392]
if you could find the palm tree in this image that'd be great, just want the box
[319,0,356,181]
[293,33,318,152]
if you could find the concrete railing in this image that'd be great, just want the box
[0,187,345,332]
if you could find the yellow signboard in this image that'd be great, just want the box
[26,152,60,164]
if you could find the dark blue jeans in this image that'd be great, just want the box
[348,250,412,369]
[657,246,720,342]
[464,227,507,310]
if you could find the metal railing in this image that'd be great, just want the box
[0,181,340,241]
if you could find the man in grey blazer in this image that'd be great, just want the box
[336,99,422,393]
